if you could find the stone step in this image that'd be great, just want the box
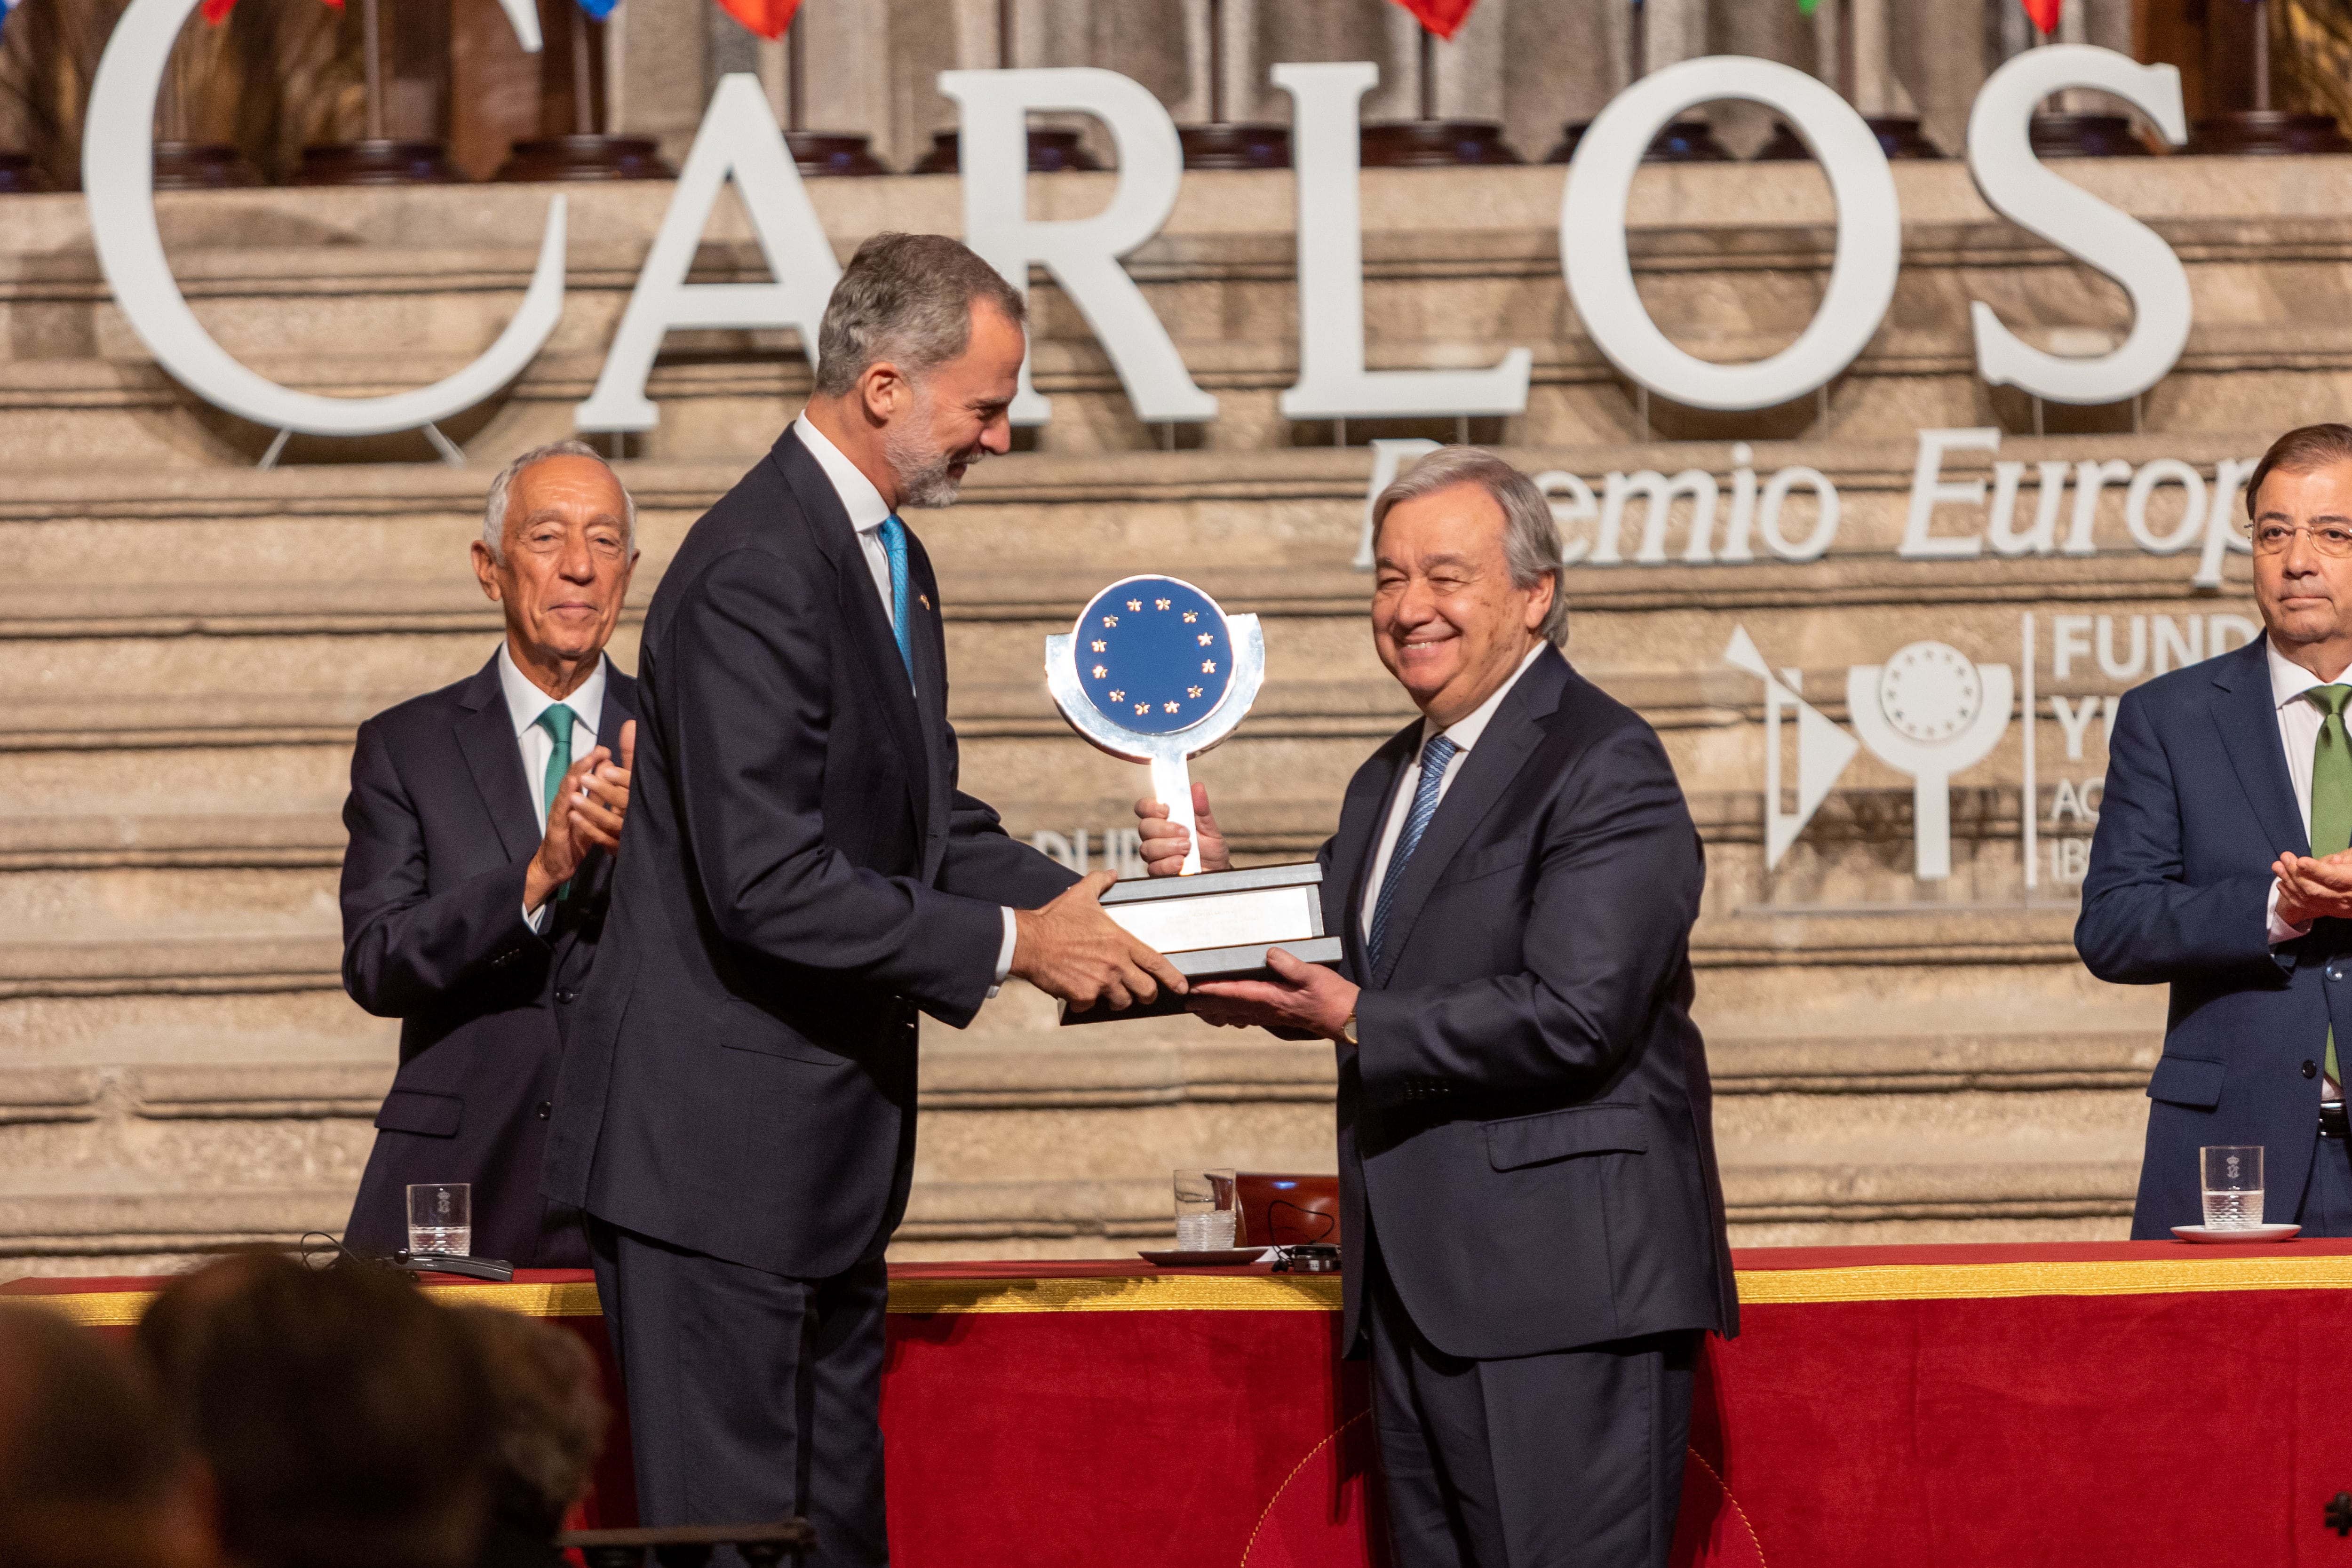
[0,1009,2162,1270]
[0,1172,359,1277]
[0,438,2266,586]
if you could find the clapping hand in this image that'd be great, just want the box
[2275,847,2352,926]
[526,720,635,913]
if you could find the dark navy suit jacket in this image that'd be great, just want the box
[540,427,1075,1279]
[2078,634,2338,1236]
[341,651,636,1267]
[1322,645,1739,1361]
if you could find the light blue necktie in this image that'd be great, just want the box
[878,515,914,677]
[1367,733,1459,969]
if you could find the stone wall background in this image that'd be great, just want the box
[0,1,2333,1274]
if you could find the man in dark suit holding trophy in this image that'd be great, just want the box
[544,233,1182,1567]
[1136,447,1737,1568]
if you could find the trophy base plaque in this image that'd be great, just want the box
[1058,861,1340,1026]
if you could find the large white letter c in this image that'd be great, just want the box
[82,0,563,448]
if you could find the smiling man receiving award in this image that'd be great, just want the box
[1132,447,1737,1568]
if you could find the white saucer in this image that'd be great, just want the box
[2171,1223,2301,1243]
[1138,1247,1271,1267]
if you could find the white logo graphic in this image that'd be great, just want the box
[1728,628,2013,882]
[1724,628,1858,872]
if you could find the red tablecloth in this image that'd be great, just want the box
[16,1240,2352,1567]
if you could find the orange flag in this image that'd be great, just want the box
[2020,0,2061,33]
[717,0,799,39]
[1388,0,1477,41]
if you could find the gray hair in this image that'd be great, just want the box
[1370,446,1570,646]
[813,232,1028,399]
[481,440,636,562]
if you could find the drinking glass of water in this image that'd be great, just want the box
[1174,1168,1238,1252]
[2200,1146,2264,1230]
[406,1183,472,1256]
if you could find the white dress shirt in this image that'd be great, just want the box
[1362,644,1546,942]
[499,643,606,931]
[794,414,1020,988]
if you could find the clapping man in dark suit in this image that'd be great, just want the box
[1136,447,1737,1568]
[342,441,638,1267]
[2082,423,2352,1236]
[544,233,1183,1566]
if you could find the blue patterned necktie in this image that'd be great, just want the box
[1367,733,1459,969]
[878,515,914,677]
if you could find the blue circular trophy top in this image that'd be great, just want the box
[1073,576,1233,737]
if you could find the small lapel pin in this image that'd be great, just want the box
[918,593,931,610]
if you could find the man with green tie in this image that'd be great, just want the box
[2082,423,2352,1235]
[339,441,638,1267]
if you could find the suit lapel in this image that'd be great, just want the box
[770,430,930,836]
[454,653,542,864]
[2211,637,2307,857]
[1368,650,1569,988]
[596,668,635,752]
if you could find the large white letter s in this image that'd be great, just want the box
[1966,46,2190,406]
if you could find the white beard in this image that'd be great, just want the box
[883,387,983,509]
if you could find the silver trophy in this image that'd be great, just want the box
[1044,575,1339,1021]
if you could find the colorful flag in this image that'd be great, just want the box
[1387,0,1477,42]
[578,0,620,16]
[716,0,798,40]
[1798,0,1818,14]
[201,0,337,27]
[0,0,10,37]
[2020,0,2061,33]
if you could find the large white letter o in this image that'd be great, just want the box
[1561,56,1900,413]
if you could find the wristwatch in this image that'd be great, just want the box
[1339,1011,1359,1045]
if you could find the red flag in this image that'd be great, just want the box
[202,0,338,27]
[717,0,799,40]
[1388,0,1477,41]
[2020,0,2062,33]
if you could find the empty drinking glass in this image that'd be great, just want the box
[406,1183,472,1256]
[1174,1168,1238,1251]
[2200,1146,2264,1230]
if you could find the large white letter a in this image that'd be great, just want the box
[577,73,842,434]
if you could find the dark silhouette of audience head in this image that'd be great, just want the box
[451,1304,612,1567]
[135,1253,497,1568]
[0,1301,218,1568]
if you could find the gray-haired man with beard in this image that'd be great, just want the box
[542,233,1181,1564]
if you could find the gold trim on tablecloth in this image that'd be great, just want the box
[18,1253,2352,1324]
[10,1278,605,1328]
[885,1273,1346,1314]
[1735,1253,2352,1305]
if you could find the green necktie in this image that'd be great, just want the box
[2310,685,2352,1087]
[536,705,575,904]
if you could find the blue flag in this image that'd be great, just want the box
[577,0,619,17]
